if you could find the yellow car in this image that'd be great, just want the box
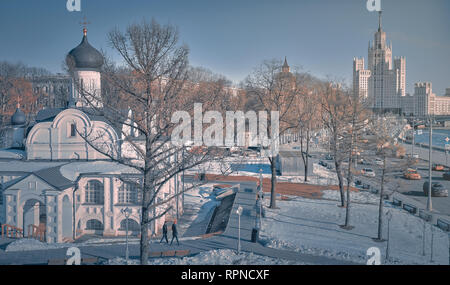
[404,169,421,180]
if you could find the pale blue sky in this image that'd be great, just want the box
[0,0,448,95]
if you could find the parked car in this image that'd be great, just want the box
[404,168,421,180]
[374,158,383,166]
[443,172,450,181]
[319,160,328,167]
[357,158,368,165]
[433,164,445,171]
[327,164,334,170]
[361,168,376,177]
[325,154,333,160]
[423,182,449,197]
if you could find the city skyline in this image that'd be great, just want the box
[0,0,449,95]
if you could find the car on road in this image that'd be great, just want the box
[443,172,450,181]
[404,168,421,180]
[433,164,445,171]
[423,182,449,197]
[361,168,376,177]
[357,158,368,165]
[374,158,384,166]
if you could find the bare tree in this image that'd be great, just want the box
[320,81,353,207]
[295,74,322,182]
[68,19,232,264]
[245,59,298,209]
[365,116,415,240]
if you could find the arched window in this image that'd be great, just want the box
[85,180,104,204]
[118,182,140,204]
[86,219,103,231]
[119,219,140,232]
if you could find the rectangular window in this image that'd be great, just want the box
[28,181,37,190]
[70,124,76,137]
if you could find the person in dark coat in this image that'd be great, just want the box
[170,220,179,246]
[160,221,169,244]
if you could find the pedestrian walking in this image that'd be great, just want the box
[170,220,179,246]
[160,221,168,244]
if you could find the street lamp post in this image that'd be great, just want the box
[259,169,264,229]
[121,207,132,264]
[385,210,392,262]
[427,116,433,212]
[236,206,243,254]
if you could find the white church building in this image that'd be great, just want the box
[0,28,182,243]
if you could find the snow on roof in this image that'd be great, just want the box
[0,160,66,172]
[59,161,140,181]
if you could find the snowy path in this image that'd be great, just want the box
[260,196,449,265]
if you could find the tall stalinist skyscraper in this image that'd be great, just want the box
[353,11,406,113]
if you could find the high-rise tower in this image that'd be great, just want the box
[353,11,406,113]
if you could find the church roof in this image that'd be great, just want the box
[283,56,289,68]
[34,166,74,190]
[11,107,26,125]
[66,28,104,69]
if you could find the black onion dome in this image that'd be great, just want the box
[66,29,103,69]
[11,107,26,125]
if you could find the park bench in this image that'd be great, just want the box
[418,209,432,222]
[437,219,450,232]
[403,203,417,215]
[392,197,402,206]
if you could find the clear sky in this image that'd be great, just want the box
[0,0,448,95]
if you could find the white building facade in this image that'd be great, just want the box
[0,28,183,243]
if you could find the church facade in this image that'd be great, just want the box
[0,28,182,243]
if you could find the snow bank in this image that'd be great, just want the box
[104,249,306,265]
[260,197,449,265]
[5,239,75,252]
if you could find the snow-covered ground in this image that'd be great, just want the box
[5,239,77,252]
[322,189,380,204]
[103,249,306,265]
[260,196,449,265]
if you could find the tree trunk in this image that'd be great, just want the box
[377,157,386,240]
[333,131,345,207]
[344,153,353,227]
[140,169,151,265]
[269,158,277,209]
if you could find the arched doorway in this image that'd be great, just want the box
[62,195,72,239]
[22,199,46,237]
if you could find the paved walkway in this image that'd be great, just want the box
[0,181,360,265]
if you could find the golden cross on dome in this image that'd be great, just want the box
[79,16,91,36]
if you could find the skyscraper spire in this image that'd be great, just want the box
[378,10,382,32]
